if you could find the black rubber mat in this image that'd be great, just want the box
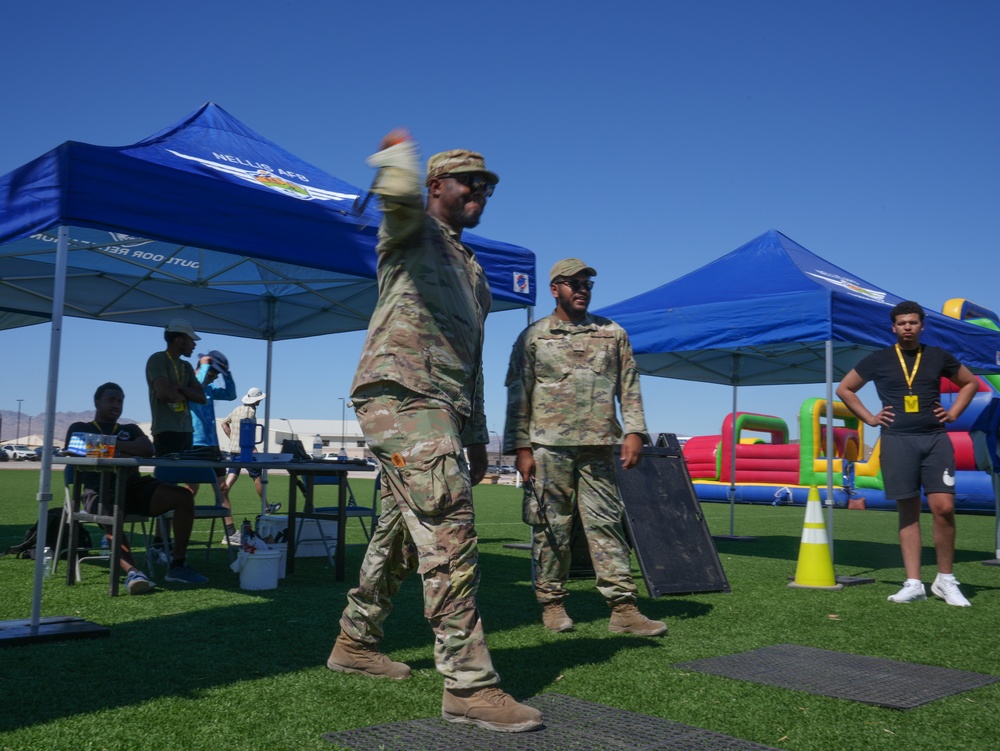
[323,693,781,750]
[675,643,999,710]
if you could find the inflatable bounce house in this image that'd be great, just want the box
[679,299,1000,513]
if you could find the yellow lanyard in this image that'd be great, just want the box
[165,351,183,384]
[93,420,119,436]
[894,344,922,394]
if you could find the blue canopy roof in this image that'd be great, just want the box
[596,229,1000,385]
[0,103,536,339]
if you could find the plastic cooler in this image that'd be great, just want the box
[258,514,337,559]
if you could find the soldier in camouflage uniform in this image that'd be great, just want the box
[326,130,542,734]
[504,258,667,637]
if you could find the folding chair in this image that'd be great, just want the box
[58,466,154,586]
[311,472,378,543]
[152,464,235,572]
[289,472,377,567]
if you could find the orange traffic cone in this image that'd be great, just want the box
[788,486,843,590]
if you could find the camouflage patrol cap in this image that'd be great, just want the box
[549,258,597,283]
[425,149,499,186]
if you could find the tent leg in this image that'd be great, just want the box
[712,369,755,542]
[0,226,111,646]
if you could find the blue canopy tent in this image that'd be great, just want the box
[0,103,536,641]
[597,229,1000,541]
[0,102,534,336]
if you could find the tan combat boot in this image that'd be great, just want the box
[442,686,543,733]
[326,631,411,680]
[608,602,668,636]
[541,602,574,632]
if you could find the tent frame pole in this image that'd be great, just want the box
[728,374,738,536]
[825,339,835,560]
[0,226,109,645]
[712,354,754,541]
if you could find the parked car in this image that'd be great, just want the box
[322,451,348,461]
[30,446,62,461]
[1,444,34,461]
[486,464,502,475]
[499,465,517,474]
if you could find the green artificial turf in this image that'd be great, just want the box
[0,467,998,750]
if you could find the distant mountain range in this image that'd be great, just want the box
[0,410,140,445]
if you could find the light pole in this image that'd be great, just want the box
[339,397,348,459]
[279,417,296,441]
[490,430,501,467]
[15,399,23,442]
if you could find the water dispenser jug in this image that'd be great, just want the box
[239,418,263,461]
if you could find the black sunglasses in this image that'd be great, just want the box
[444,173,496,196]
[554,278,594,292]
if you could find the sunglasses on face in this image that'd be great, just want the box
[444,173,496,196]
[555,278,594,292]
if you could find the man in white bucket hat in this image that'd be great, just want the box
[221,387,267,502]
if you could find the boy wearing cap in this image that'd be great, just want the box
[326,130,541,733]
[221,387,267,500]
[190,350,239,541]
[504,259,666,637]
[145,318,207,456]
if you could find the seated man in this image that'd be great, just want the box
[65,382,208,593]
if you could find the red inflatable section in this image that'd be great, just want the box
[717,412,801,485]
[683,435,720,479]
[948,432,977,471]
[820,427,860,462]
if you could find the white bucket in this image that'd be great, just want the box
[239,549,281,590]
[269,543,288,579]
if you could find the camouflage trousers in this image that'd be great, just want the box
[530,444,637,605]
[339,382,499,689]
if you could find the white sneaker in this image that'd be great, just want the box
[931,576,971,607]
[220,532,242,546]
[887,580,927,603]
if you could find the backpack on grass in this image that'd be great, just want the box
[1,508,93,560]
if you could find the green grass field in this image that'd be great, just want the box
[1,468,998,750]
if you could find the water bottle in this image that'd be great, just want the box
[312,434,323,460]
[337,447,347,461]
[239,418,261,461]
[43,546,53,576]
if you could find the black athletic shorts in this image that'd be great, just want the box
[82,475,162,516]
[880,432,955,500]
[153,431,193,457]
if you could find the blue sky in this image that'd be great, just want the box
[2,2,998,444]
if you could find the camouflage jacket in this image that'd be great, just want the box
[351,140,491,445]
[503,312,649,451]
